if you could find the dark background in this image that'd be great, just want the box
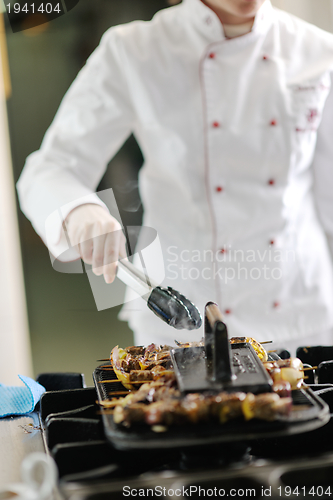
[5,0,173,384]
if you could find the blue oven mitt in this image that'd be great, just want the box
[0,375,46,418]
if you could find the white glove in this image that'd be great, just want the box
[65,204,126,283]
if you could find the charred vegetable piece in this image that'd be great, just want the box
[264,358,304,390]
[111,344,173,390]
[111,346,136,390]
[230,337,268,362]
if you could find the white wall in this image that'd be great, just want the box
[0,13,33,384]
[271,0,333,32]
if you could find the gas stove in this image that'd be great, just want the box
[36,347,333,500]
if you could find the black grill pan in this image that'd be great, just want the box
[93,364,330,451]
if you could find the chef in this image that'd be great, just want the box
[17,0,333,353]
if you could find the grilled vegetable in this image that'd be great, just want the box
[263,358,304,390]
[110,346,136,390]
[230,337,268,362]
[110,344,173,390]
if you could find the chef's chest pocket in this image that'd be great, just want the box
[288,74,331,134]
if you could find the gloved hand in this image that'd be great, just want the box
[65,204,126,283]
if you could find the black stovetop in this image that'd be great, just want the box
[38,347,333,500]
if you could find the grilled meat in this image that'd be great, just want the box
[107,342,295,429]
[242,393,292,421]
[111,387,292,427]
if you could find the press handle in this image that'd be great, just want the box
[205,302,224,330]
[204,302,233,383]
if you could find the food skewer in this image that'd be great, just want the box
[95,338,321,430]
[99,380,121,384]
[108,391,130,396]
[98,401,120,408]
[100,380,146,385]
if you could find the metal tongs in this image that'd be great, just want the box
[117,259,202,330]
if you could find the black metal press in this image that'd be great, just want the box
[171,302,272,394]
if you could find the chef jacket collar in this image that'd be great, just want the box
[182,0,274,43]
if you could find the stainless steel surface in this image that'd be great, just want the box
[0,414,45,488]
[0,413,63,499]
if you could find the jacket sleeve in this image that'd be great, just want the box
[17,28,135,260]
[312,71,333,259]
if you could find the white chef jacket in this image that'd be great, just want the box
[17,0,333,347]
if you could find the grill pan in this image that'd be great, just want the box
[94,303,330,451]
[93,364,329,451]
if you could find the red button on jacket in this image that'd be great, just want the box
[208,52,216,59]
[216,186,223,192]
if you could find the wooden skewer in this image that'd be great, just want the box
[97,359,111,362]
[260,341,273,344]
[108,391,130,396]
[128,381,150,384]
[98,401,119,408]
[303,366,317,371]
[99,364,113,369]
[99,380,121,384]
[267,350,277,353]
[101,379,149,385]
